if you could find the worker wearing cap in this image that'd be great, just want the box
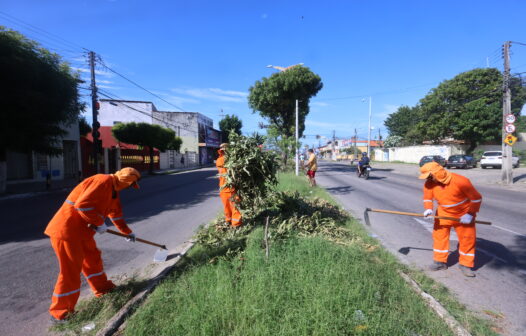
[45,167,141,323]
[419,162,482,277]
[216,143,242,227]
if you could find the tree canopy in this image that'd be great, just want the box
[0,27,83,160]
[112,122,182,173]
[219,114,243,142]
[384,68,526,151]
[248,65,323,139]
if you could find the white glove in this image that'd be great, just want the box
[125,233,136,242]
[96,223,108,234]
[423,209,433,217]
[460,213,473,224]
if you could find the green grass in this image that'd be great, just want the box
[53,172,498,336]
[275,171,332,201]
[124,230,454,336]
[49,276,147,335]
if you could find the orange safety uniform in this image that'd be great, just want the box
[45,172,136,320]
[421,163,482,268]
[216,149,242,227]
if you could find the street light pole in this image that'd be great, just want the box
[367,97,372,156]
[295,99,299,176]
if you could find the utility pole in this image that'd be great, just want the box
[502,41,513,184]
[354,128,358,159]
[367,96,372,156]
[332,130,336,161]
[89,51,100,174]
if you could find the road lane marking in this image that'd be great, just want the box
[491,225,526,238]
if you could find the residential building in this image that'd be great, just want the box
[98,99,220,166]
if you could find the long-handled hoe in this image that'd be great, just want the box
[363,208,492,226]
[90,225,168,262]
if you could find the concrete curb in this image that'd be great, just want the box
[398,271,472,336]
[95,240,196,336]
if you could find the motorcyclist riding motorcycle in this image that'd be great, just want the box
[357,152,371,177]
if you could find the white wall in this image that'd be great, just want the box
[375,145,468,163]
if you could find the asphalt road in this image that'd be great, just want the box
[0,167,221,336]
[316,161,526,336]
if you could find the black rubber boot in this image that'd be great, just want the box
[429,261,447,271]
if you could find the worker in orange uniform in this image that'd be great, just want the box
[419,162,482,277]
[45,167,141,323]
[216,143,242,227]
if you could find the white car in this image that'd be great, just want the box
[480,151,520,169]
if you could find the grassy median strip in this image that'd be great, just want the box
[51,172,496,335]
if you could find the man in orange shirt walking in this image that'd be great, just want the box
[216,143,242,227]
[45,167,141,323]
[419,162,482,277]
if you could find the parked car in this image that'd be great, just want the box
[480,151,520,169]
[446,155,477,169]
[419,155,446,167]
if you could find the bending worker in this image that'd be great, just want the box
[419,162,482,277]
[216,143,242,227]
[44,167,141,323]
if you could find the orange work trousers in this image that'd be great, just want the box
[220,192,242,227]
[432,220,476,268]
[49,237,115,320]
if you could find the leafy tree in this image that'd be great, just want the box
[264,125,298,166]
[516,115,526,133]
[219,114,243,142]
[112,122,181,174]
[384,105,420,141]
[248,65,323,139]
[387,68,526,151]
[383,135,404,148]
[79,115,92,136]
[0,27,83,192]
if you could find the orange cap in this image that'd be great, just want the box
[419,162,451,184]
[115,167,141,189]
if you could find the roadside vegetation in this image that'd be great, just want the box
[121,172,497,336]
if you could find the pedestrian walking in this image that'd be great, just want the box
[44,167,141,323]
[306,149,317,187]
[419,162,482,277]
[180,155,185,167]
[216,143,242,227]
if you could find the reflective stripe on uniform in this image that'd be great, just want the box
[111,217,123,221]
[433,249,449,253]
[225,217,232,221]
[76,207,95,212]
[423,200,433,203]
[65,200,75,205]
[86,271,104,280]
[459,251,475,257]
[439,198,468,208]
[53,288,80,297]
[232,218,241,223]
[471,199,482,203]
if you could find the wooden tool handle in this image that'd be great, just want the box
[367,208,492,225]
[89,225,167,249]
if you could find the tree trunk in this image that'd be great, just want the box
[149,147,154,175]
[0,148,6,194]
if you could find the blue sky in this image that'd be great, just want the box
[2,0,526,146]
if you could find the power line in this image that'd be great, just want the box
[96,59,188,113]
[97,89,199,135]
[0,10,87,52]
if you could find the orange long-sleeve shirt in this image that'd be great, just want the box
[423,173,482,225]
[216,151,235,194]
[45,174,132,241]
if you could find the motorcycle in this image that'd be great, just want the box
[357,164,371,180]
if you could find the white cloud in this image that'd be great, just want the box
[171,87,248,103]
